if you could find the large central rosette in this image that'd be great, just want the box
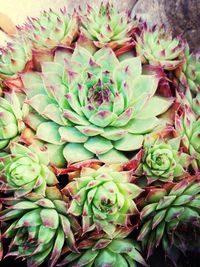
[22,46,173,165]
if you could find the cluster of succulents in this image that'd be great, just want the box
[0,2,199,267]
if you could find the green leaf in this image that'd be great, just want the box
[15,209,42,227]
[128,247,148,266]
[63,143,93,164]
[49,227,65,267]
[10,201,39,210]
[114,57,142,84]
[64,109,89,126]
[114,133,143,151]
[101,127,127,141]
[95,249,116,267]
[112,254,128,267]
[95,47,119,71]
[42,103,67,125]
[21,72,45,98]
[98,149,128,163]
[76,249,99,266]
[38,225,55,244]
[140,203,157,219]
[155,221,165,247]
[168,137,181,151]
[36,198,55,208]
[89,110,117,127]
[27,245,53,267]
[156,196,176,210]
[111,108,134,127]
[36,122,62,145]
[40,209,59,229]
[173,195,194,206]
[113,93,125,115]
[108,239,134,254]
[27,94,55,115]
[165,207,185,222]
[72,45,92,67]
[84,136,113,155]
[68,200,83,216]
[173,164,185,177]
[57,252,81,266]
[76,125,104,136]
[179,207,200,222]
[169,180,190,196]
[138,220,152,241]
[138,96,174,119]
[42,62,64,74]
[59,214,71,236]
[124,255,137,267]
[152,210,166,229]
[125,117,159,134]
[44,143,66,167]
[131,75,158,103]
[10,142,31,155]
[59,126,88,143]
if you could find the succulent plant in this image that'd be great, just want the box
[136,134,190,183]
[0,37,32,78]
[138,176,200,258]
[0,187,80,267]
[22,45,173,165]
[0,3,199,267]
[136,25,184,70]
[180,85,200,117]
[0,90,25,149]
[58,227,147,267]
[24,8,78,50]
[80,2,137,49]
[0,143,58,196]
[63,163,143,236]
[176,43,200,93]
[175,104,200,172]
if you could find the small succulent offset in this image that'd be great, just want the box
[58,228,148,267]
[0,187,80,267]
[138,177,200,258]
[136,134,191,183]
[0,2,199,267]
[175,104,200,172]
[80,2,137,49]
[0,37,32,78]
[0,143,58,196]
[136,25,184,70]
[0,90,25,149]
[24,8,78,50]
[64,163,142,236]
[176,43,200,93]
